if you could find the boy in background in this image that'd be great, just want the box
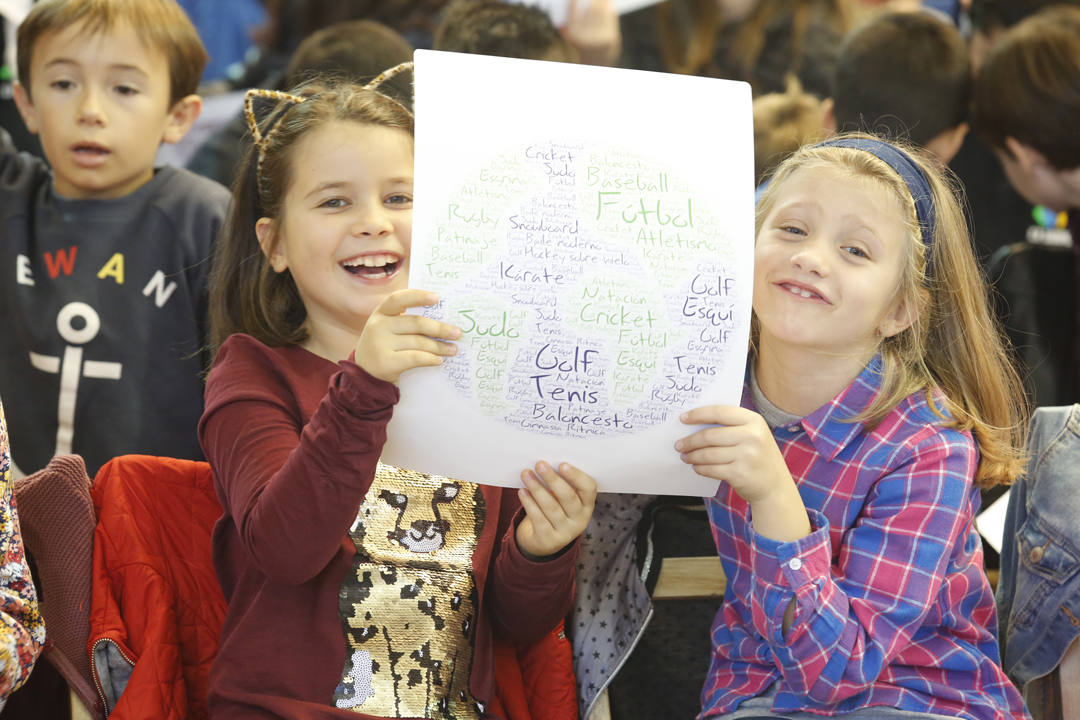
[185,18,412,189]
[752,11,969,194]
[973,4,1080,401]
[434,0,623,66]
[435,0,578,62]
[973,5,1080,218]
[2,0,230,478]
[827,9,971,164]
[186,18,414,188]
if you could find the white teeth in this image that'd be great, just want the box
[785,284,816,299]
[343,254,395,268]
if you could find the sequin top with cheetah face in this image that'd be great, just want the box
[333,463,486,718]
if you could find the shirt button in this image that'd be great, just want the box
[787,557,803,571]
[787,425,800,433]
[1029,546,1046,563]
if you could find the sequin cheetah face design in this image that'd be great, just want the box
[380,482,461,553]
[334,469,485,717]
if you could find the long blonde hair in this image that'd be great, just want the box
[755,134,1028,488]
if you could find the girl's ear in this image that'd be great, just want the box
[879,296,916,339]
[255,217,288,273]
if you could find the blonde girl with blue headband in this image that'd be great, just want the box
[677,135,1030,719]
[199,69,596,719]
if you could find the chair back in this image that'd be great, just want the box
[14,454,105,719]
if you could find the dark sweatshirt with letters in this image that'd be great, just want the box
[0,147,229,476]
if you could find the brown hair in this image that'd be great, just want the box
[283,20,414,110]
[755,134,1029,488]
[16,0,207,106]
[208,81,414,358]
[973,4,1080,170]
[256,0,445,57]
[434,0,575,62]
[657,0,853,92]
[833,10,971,147]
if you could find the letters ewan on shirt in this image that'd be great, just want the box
[18,248,179,307]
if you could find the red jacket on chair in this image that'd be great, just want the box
[87,454,578,720]
[87,455,227,720]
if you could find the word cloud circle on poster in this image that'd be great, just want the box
[414,139,742,439]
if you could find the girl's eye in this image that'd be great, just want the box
[386,194,412,206]
[319,197,347,209]
[779,224,806,237]
[842,246,869,258]
[114,85,139,96]
[50,80,75,91]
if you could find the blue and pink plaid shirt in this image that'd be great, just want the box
[701,358,1029,720]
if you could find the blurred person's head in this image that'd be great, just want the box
[284,20,414,108]
[968,0,1080,70]
[257,0,444,57]
[973,4,1080,210]
[828,10,970,164]
[434,0,576,62]
[656,0,855,97]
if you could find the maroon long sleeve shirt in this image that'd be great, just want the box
[199,334,578,719]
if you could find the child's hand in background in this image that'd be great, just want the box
[677,406,810,542]
[515,462,597,559]
[353,289,461,384]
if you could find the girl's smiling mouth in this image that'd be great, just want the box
[777,281,829,303]
[341,253,401,279]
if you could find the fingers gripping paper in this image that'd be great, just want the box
[383,50,754,495]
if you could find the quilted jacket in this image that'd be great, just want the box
[87,454,577,719]
[88,455,226,719]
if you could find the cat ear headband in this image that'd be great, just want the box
[244,61,414,181]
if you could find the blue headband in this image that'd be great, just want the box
[814,137,937,278]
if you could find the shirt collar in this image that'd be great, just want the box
[744,354,883,462]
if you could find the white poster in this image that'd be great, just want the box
[382,50,754,495]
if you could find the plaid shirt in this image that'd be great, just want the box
[701,358,1029,720]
